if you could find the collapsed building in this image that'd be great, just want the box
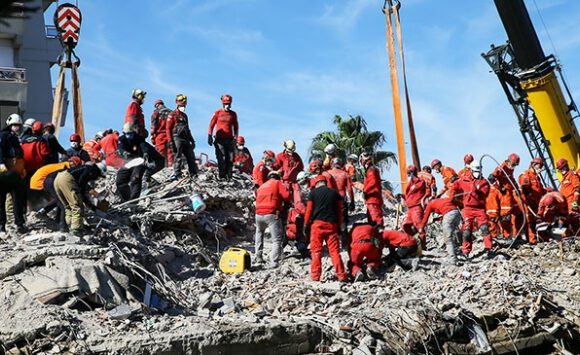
[0,167,579,354]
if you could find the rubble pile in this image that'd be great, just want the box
[0,167,579,354]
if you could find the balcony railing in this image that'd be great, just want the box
[0,67,26,82]
[45,25,58,39]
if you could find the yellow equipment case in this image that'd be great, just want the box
[219,248,251,273]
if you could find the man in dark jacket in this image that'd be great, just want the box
[166,94,197,180]
[42,122,68,163]
[116,123,146,201]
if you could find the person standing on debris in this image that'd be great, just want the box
[345,154,358,181]
[418,165,437,201]
[518,158,546,244]
[322,144,337,170]
[486,175,506,240]
[457,154,474,179]
[451,162,494,258]
[116,123,147,201]
[555,158,580,212]
[208,94,239,180]
[431,159,457,198]
[252,150,276,189]
[327,158,355,248]
[360,152,383,226]
[125,89,147,138]
[94,130,124,169]
[42,123,68,164]
[348,223,382,281]
[276,140,304,184]
[308,159,337,190]
[167,94,197,180]
[492,153,523,239]
[418,197,461,264]
[254,170,291,267]
[65,133,90,163]
[402,165,427,248]
[304,175,348,282]
[150,99,173,167]
[233,136,254,174]
[0,114,28,233]
[84,131,104,162]
[382,228,420,271]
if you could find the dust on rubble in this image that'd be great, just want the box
[0,167,579,354]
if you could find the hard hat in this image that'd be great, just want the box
[43,122,55,131]
[556,158,569,170]
[154,99,164,107]
[70,133,81,142]
[96,161,107,176]
[359,152,373,165]
[32,121,43,132]
[236,136,245,145]
[297,171,310,182]
[6,113,22,126]
[347,154,358,162]
[532,157,543,167]
[122,123,133,134]
[96,131,105,139]
[508,153,520,166]
[406,165,417,175]
[422,165,432,173]
[176,94,187,105]
[543,194,555,206]
[267,170,280,179]
[464,153,474,165]
[283,139,296,152]
[221,94,232,104]
[308,159,322,173]
[470,162,482,173]
[331,157,344,168]
[310,174,327,187]
[23,118,35,128]
[430,159,442,169]
[68,156,83,167]
[324,144,337,155]
[263,150,275,159]
[132,88,147,100]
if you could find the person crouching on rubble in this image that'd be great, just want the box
[349,223,382,282]
[254,170,291,268]
[382,228,420,271]
[304,175,348,282]
[536,191,569,240]
[252,150,277,189]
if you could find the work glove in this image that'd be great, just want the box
[207,134,213,146]
[0,164,6,173]
[349,200,355,212]
[572,201,579,211]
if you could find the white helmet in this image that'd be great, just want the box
[132,88,147,99]
[23,118,35,128]
[283,139,296,152]
[96,162,107,176]
[324,143,337,155]
[297,171,310,183]
[470,161,482,178]
[6,113,22,126]
[96,131,105,139]
[347,154,358,162]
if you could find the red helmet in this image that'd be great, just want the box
[543,194,555,206]
[32,121,43,132]
[308,160,322,173]
[406,165,417,175]
[556,158,569,170]
[68,156,83,167]
[221,94,232,104]
[430,159,442,169]
[463,154,474,165]
[236,136,245,145]
[263,150,275,159]
[508,153,520,165]
[69,133,81,142]
[154,99,164,107]
[532,157,543,167]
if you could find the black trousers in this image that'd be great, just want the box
[0,173,25,226]
[173,138,198,178]
[116,166,145,201]
[142,142,165,177]
[214,137,234,179]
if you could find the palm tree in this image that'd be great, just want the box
[309,115,397,171]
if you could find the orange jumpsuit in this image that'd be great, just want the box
[438,166,457,198]
[519,168,545,243]
[559,170,580,211]
[345,162,356,181]
[486,183,504,238]
[492,162,523,237]
[537,191,568,240]
[418,171,437,200]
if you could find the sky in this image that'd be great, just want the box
[46,0,580,192]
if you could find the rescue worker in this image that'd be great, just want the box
[304,175,348,282]
[208,94,239,180]
[166,94,197,180]
[0,114,27,233]
[65,133,90,163]
[50,163,105,234]
[348,223,382,281]
[20,118,36,142]
[486,175,506,239]
[252,150,276,188]
[150,99,173,167]
[322,143,337,170]
[83,132,104,162]
[537,191,568,240]
[451,162,493,258]
[327,157,355,249]
[518,157,546,244]
[382,229,420,271]
[418,165,437,200]
[94,130,124,169]
[345,154,358,181]
[307,159,337,190]
[431,159,458,198]
[276,140,304,184]
[457,154,474,179]
[360,152,383,226]
[21,121,51,175]
[418,197,461,264]
[555,158,580,212]
[116,123,146,201]
[125,88,147,137]
[254,170,291,267]
[233,136,254,174]
[492,153,523,239]
[42,122,67,163]
[286,172,309,258]
[402,165,427,248]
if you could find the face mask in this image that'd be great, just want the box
[473,171,481,179]
[71,142,80,149]
[11,125,21,134]
[237,145,244,150]
[178,106,186,112]
[224,104,231,111]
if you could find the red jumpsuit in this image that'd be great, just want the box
[252,160,270,188]
[519,168,545,244]
[83,139,102,162]
[125,100,146,137]
[451,175,492,254]
[403,175,427,246]
[492,161,523,237]
[457,166,473,180]
[308,171,338,190]
[348,224,381,277]
[418,171,437,200]
[150,107,173,166]
[233,147,254,174]
[94,132,124,169]
[276,151,304,183]
[327,167,354,201]
[345,162,356,181]
[363,166,383,226]
[538,192,569,240]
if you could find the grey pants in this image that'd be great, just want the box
[255,214,283,264]
[442,209,461,261]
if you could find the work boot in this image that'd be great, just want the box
[354,270,365,282]
[0,225,5,233]
[366,266,378,280]
[16,225,28,234]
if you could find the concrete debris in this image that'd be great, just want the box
[0,166,578,354]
